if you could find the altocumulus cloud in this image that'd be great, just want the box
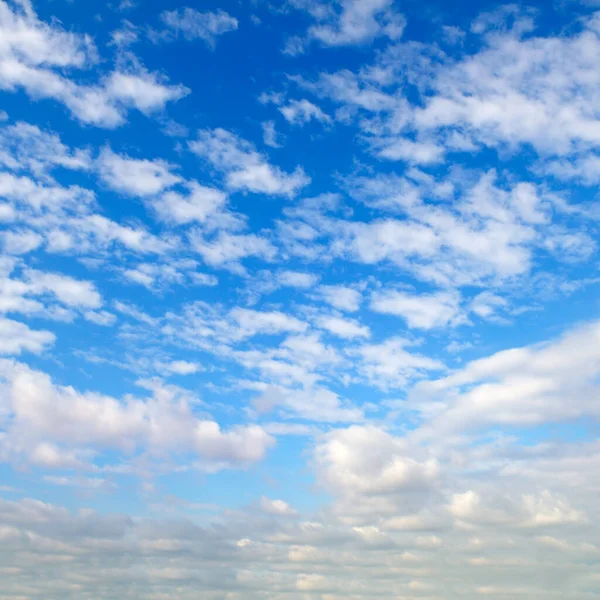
[0,0,599,598]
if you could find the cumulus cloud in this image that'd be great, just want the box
[0,317,55,355]
[286,0,405,53]
[411,320,600,437]
[151,182,229,226]
[316,315,370,339]
[0,1,188,127]
[189,128,310,197]
[316,284,362,312]
[2,2,600,597]
[96,147,182,197]
[0,360,275,470]
[315,425,440,523]
[370,289,464,329]
[260,496,297,516]
[157,8,238,47]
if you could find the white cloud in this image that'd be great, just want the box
[160,360,200,375]
[544,154,600,185]
[189,128,310,197]
[230,308,307,339]
[277,270,319,288]
[253,383,363,423]
[0,317,54,355]
[377,137,445,164]
[97,147,182,197]
[0,121,92,178]
[295,171,564,288]
[84,310,117,327]
[352,337,444,389]
[279,99,331,126]
[158,8,238,47]
[260,496,297,516]
[315,425,440,521]
[371,289,464,329]
[316,315,370,339]
[0,360,275,469]
[448,489,586,529]
[317,284,362,312]
[469,291,508,319]
[23,269,102,309]
[101,70,189,118]
[2,228,43,254]
[411,320,600,437]
[413,12,600,156]
[152,182,229,226]
[0,2,188,127]
[261,120,282,148]
[287,0,405,52]
[109,20,139,48]
[190,231,276,270]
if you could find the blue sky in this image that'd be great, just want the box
[1,0,600,598]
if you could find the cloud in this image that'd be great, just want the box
[280,99,331,125]
[316,315,370,339]
[0,1,188,127]
[230,308,307,339]
[277,270,319,288]
[413,12,600,156]
[286,0,405,53]
[292,170,568,287]
[266,97,332,126]
[158,8,238,47]
[0,360,275,470]
[370,289,464,329]
[351,337,444,389]
[151,182,231,227]
[161,360,200,375]
[261,120,282,148]
[0,121,92,178]
[23,269,102,309]
[190,231,276,270]
[411,320,600,437]
[0,317,55,355]
[377,137,445,164]
[252,383,363,422]
[96,147,182,197]
[260,496,297,516]
[448,489,586,529]
[316,284,362,312]
[189,128,310,197]
[1,228,43,254]
[2,3,600,597]
[315,425,440,522]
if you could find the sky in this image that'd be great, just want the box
[1,0,600,597]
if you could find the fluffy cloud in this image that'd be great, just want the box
[0,317,54,355]
[260,496,297,516]
[0,360,275,470]
[158,8,238,47]
[0,121,92,178]
[190,128,310,197]
[1,2,600,598]
[315,426,440,523]
[316,284,362,312]
[411,320,600,437]
[0,1,188,127]
[316,315,370,339]
[151,182,229,226]
[96,147,182,197]
[370,289,464,329]
[286,0,405,53]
